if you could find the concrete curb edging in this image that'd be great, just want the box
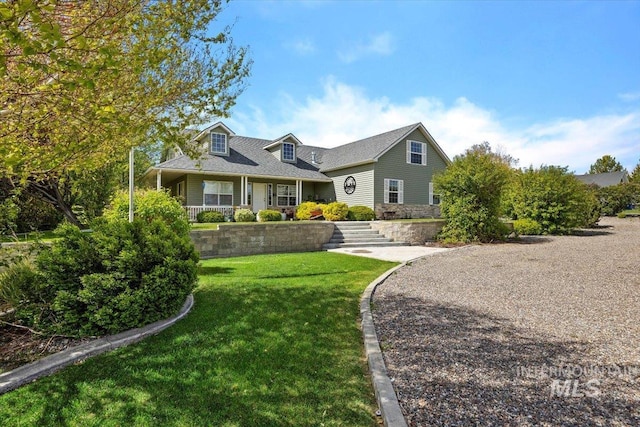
[0,294,194,395]
[360,264,409,427]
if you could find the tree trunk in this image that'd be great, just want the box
[25,176,82,227]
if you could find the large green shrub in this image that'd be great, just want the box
[9,219,198,336]
[347,205,376,221]
[257,209,282,222]
[5,190,199,337]
[506,166,601,234]
[104,189,190,235]
[234,208,256,222]
[295,202,324,220]
[197,210,226,223]
[323,202,349,221]
[434,149,513,243]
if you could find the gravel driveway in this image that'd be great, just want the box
[372,217,639,426]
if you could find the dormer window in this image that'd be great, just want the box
[282,142,296,162]
[210,132,228,155]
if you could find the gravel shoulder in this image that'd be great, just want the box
[372,217,640,426]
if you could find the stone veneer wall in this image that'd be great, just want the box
[374,203,441,220]
[369,220,446,246]
[190,222,335,258]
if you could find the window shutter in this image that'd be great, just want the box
[398,180,404,204]
[384,179,390,203]
[422,142,427,165]
[406,141,411,164]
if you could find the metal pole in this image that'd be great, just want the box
[129,147,134,223]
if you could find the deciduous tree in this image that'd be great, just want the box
[588,155,625,174]
[1,0,251,225]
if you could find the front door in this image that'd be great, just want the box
[253,183,267,213]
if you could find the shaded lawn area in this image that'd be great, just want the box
[0,252,397,426]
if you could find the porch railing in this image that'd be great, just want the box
[185,206,235,222]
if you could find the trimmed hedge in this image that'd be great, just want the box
[234,208,256,222]
[323,202,349,221]
[296,202,324,220]
[347,205,375,221]
[257,209,282,222]
[197,210,225,223]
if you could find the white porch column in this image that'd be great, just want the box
[156,169,162,191]
[296,180,302,205]
[240,176,245,205]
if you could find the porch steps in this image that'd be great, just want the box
[322,221,409,250]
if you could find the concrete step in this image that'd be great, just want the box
[323,241,409,250]
[329,236,392,244]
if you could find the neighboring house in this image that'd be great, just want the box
[575,171,629,187]
[144,122,450,221]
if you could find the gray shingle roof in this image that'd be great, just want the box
[156,136,331,181]
[316,124,419,171]
[153,122,447,181]
[575,171,629,187]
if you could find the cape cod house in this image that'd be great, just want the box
[144,122,450,221]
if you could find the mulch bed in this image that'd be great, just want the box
[0,321,89,373]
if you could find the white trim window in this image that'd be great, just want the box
[282,142,296,162]
[429,182,440,205]
[407,140,427,165]
[384,178,404,204]
[277,184,296,206]
[267,183,273,206]
[210,132,228,155]
[203,180,233,206]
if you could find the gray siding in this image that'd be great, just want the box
[373,129,448,205]
[325,164,375,208]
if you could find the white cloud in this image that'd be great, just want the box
[337,31,394,63]
[227,78,640,173]
[619,91,640,102]
[285,38,316,55]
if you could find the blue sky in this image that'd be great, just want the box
[212,0,640,173]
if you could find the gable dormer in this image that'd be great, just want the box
[263,133,302,164]
[194,122,235,157]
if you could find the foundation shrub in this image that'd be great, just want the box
[347,205,375,221]
[295,202,322,220]
[257,209,282,222]
[197,210,225,223]
[234,208,256,222]
[322,202,349,221]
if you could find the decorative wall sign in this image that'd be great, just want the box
[344,176,356,194]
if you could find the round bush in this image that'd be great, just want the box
[104,189,190,235]
[323,202,349,221]
[513,218,543,235]
[8,219,199,336]
[234,208,256,222]
[257,209,282,222]
[197,210,225,223]
[295,202,322,220]
[347,205,375,221]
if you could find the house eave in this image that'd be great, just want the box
[150,167,333,183]
[320,159,377,173]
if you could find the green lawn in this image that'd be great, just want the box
[0,252,396,426]
[0,230,57,243]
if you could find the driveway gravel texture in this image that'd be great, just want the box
[372,217,639,426]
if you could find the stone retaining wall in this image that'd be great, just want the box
[375,203,441,220]
[190,222,335,258]
[370,220,446,245]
